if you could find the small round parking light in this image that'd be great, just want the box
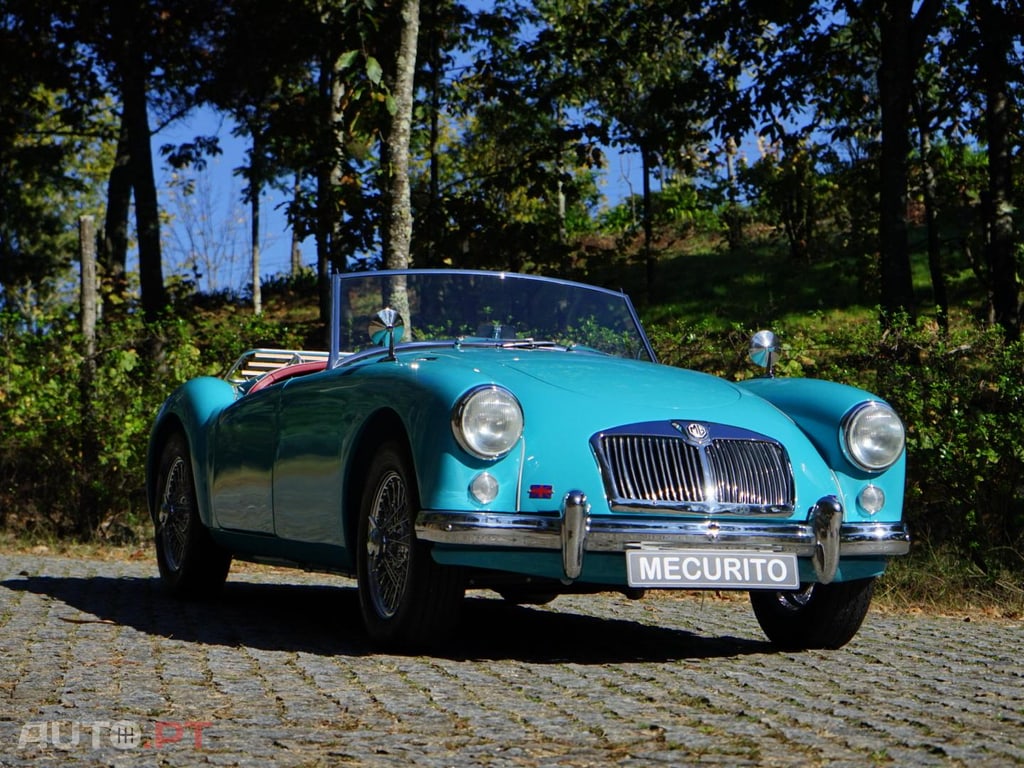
[857,484,886,516]
[470,472,499,504]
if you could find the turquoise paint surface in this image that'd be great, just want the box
[150,344,903,585]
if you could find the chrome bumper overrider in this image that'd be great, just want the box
[415,490,910,585]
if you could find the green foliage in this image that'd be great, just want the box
[738,140,843,262]
[876,321,1024,575]
[0,291,311,541]
[0,87,114,297]
[654,179,722,233]
[0,306,170,538]
[597,180,722,237]
[410,105,602,274]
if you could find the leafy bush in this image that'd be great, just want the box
[597,180,722,237]
[0,294,311,542]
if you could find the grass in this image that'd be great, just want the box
[874,546,1024,620]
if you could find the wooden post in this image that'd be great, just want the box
[80,216,98,359]
[79,215,99,536]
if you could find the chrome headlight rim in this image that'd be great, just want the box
[841,401,906,472]
[451,385,524,460]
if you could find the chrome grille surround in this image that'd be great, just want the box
[591,421,795,516]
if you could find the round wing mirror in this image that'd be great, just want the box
[749,329,780,376]
[368,308,405,359]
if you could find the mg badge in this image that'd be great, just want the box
[674,421,709,443]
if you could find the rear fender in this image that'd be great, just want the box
[147,377,236,528]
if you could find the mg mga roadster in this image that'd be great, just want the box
[147,269,909,650]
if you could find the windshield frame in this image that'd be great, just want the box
[328,269,657,367]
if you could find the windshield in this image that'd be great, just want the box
[330,270,655,363]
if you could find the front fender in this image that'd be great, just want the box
[146,376,236,527]
[738,376,905,522]
[737,377,895,467]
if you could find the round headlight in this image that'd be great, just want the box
[842,402,905,471]
[452,386,524,459]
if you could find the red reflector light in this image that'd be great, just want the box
[529,484,554,499]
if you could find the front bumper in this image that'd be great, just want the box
[416,491,910,585]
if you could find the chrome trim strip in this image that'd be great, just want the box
[416,510,910,558]
[607,500,795,517]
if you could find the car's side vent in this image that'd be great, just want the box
[591,421,795,516]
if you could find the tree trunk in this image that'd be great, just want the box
[78,215,99,536]
[315,46,336,325]
[425,0,442,266]
[118,37,165,322]
[724,137,743,251]
[101,121,131,314]
[250,131,263,315]
[382,0,421,273]
[641,140,655,300]
[876,0,917,321]
[328,63,347,271]
[911,96,949,329]
[291,175,303,275]
[977,0,1020,341]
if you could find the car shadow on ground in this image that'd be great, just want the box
[1,572,773,663]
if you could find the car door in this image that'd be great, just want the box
[271,373,359,547]
[209,387,279,534]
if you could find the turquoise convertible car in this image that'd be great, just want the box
[147,269,909,650]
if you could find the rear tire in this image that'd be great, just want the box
[153,432,231,597]
[749,577,876,650]
[356,441,464,648]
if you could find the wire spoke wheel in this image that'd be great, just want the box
[357,441,465,648]
[153,432,231,597]
[365,470,413,619]
[158,456,193,574]
[773,583,815,611]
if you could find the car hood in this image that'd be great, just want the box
[498,351,742,411]
[413,347,794,432]
[395,345,844,514]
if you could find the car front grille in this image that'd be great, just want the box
[592,422,795,516]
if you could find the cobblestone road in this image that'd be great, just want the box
[0,551,1021,767]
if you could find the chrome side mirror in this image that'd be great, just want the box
[749,330,780,377]
[369,308,405,360]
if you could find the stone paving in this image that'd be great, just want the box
[0,551,1021,766]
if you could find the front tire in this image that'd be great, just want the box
[749,577,876,650]
[356,441,464,648]
[496,587,559,606]
[153,432,231,597]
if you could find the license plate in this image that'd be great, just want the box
[626,549,800,589]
